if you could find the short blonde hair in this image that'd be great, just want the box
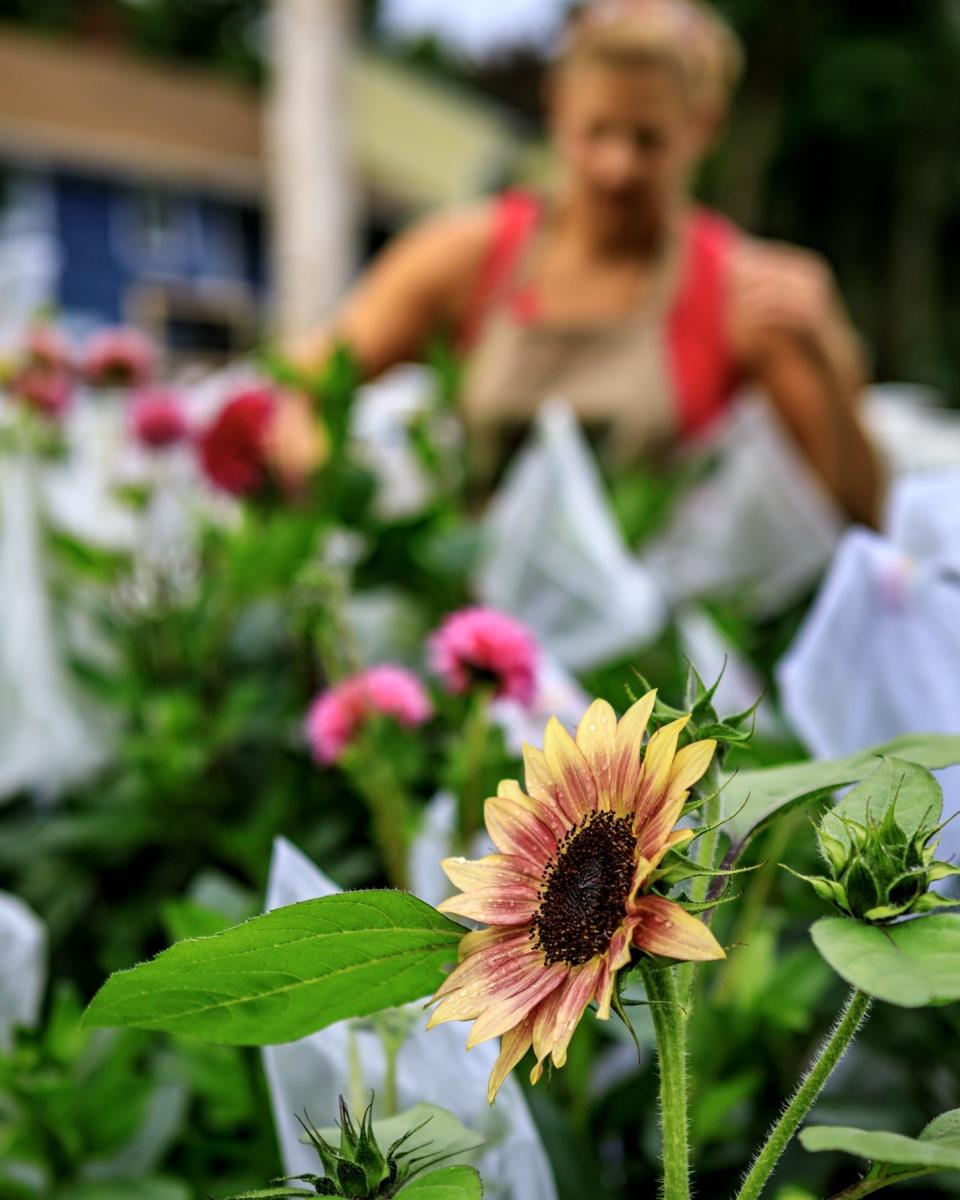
[556,0,744,121]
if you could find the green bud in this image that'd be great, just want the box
[790,757,958,924]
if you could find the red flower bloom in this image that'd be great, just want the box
[197,387,278,496]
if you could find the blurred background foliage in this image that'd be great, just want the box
[0,0,957,397]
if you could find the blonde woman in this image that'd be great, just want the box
[273,0,880,524]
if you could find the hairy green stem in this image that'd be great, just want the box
[735,988,873,1200]
[640,962,690,1200]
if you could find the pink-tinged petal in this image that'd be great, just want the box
[432,931,535,1003]
[441,854,538,892]
[523,742,580,827]
[456,926,519,962]
[429,943,544,1025]
[634,716,690,829]
[611,691,657,813]
[498,778,568,841]
[531,958,603,1073]
[488,1012,535,1103]
[484,794,557,868]
[437,885,539,926]
[576,699,618,809]
[594,921,637,1019]
[466,962,568,1048]
[630,895,725,962]
[544,716,597,821]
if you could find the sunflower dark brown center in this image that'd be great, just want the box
[530,811,636,967]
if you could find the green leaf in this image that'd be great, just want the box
[219,1191,316,1199]
[799,1109,960,1172]
[396,1165,484,1200]
[83,891,463,1044]
[810,915,960,1006]
[722,734,960,845]
[826,759,942,848]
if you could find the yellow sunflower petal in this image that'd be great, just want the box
[488,1013,535,1103]
[634,715,690,830]
[630,895,725,961]
[544,716,597,821]
[611,690,657,812]
[575,699,617,809]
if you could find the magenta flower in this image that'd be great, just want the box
[429,607,539,707]
[82,327,157,389]
[306,665,434,765]
[130,388,189,450]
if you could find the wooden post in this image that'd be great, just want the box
[268,0,358,345]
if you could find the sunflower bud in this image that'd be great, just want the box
[222,1096,481,1200]
[785,758,960,923]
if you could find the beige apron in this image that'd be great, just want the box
[460,210,686,491]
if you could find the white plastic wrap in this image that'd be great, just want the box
[641,396,844,615]
[0,890,46,1048]
[0,451,113,800]
[865,384,960,476]
[261,837,557,1200]
[477,401,667,671]
[778,472,960,864]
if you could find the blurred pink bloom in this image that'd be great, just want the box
[130,388,189,450]
[13,365,73,419]
[25,324,73,374]
[429,607,538,707]
[306,665,434,765]
[82,327,157,389]
[197,386,277,495]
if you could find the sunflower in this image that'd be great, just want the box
[427,691,725,1101]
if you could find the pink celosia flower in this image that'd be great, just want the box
[197,386,278,496]
[429,607,539,707]
[130,388,189,450]
[306,665,433,765]
[82,327,157,389]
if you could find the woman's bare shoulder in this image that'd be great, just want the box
[382,201,499,290]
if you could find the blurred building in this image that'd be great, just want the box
[0,22,527,363]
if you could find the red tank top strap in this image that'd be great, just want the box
[666,208,742,437]
[458,189,540,351]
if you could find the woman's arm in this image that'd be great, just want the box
[731,244,883,527]
[269,205,494,486]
